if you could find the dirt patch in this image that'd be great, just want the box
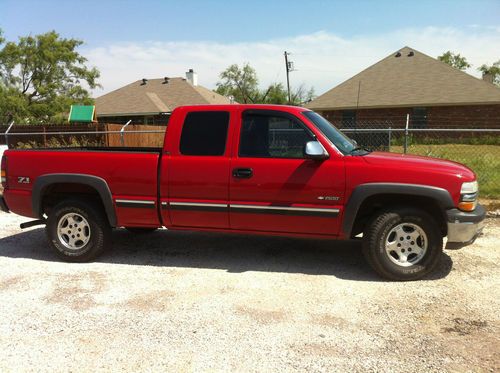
[234,305,286,324]
[442,317,489,336]
[43,271,106,311]
[123,290,175,312]
[0,275,24,291]
[311,313,350,329]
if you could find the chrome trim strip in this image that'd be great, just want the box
[229,204,339,213]
[170,202,227,208]
[115,199,155,205]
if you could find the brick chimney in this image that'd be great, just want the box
[186,69,198,86]
[482,72,494,84]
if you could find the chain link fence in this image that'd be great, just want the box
[336,120,500,198]
[1,119,499,198]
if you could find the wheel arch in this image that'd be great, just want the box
[343,183,454,238]
[32,174,117,227]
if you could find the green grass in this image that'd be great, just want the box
[391,144,500,198]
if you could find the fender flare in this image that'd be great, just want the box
[342,183,455,237]
[32,173,117,227]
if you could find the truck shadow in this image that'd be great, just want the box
[0,228,453,282]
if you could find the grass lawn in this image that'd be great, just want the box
[391,144,500,198]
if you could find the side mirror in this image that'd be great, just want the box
[304,141,329,160]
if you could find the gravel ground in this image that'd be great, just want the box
[0,211,498,372]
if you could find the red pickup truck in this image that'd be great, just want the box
[0,105,485,280]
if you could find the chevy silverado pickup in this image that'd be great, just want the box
[0,105,485,280]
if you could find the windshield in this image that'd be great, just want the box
[302,111,356,154]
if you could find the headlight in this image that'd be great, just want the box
[458,181,478,211]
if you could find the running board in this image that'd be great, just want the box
[20,219,46,229]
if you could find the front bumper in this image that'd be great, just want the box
[0,195,9,213]
[445,204,486,249]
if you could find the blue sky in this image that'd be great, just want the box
[1,0,499,95]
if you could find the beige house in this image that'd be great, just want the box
[95,70,231,125]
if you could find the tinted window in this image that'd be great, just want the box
[180,111,229,156]
[239,113,313,158]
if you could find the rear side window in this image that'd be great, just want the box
[180,111,229,156]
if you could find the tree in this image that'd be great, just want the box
[438,51,471,71]
[215,63,259,104]
[478,60,500,86]
[0,29,100,123]
[215,63,315,105]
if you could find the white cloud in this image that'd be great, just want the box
[84,26,500,97]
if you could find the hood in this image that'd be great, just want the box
[362,151,476,180]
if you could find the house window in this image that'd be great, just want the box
[342,110,356,128]
[179,111,229,156]
[412,107,427,128]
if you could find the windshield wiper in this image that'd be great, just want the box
[349,146,371,154]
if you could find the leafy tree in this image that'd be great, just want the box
[0,29,100,123]
[438,51,471,71]
[215,63,260,104]
[215,63,315,105]
[478,60,500,86]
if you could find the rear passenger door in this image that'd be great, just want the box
[164,109,233,229]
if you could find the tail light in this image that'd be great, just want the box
[1,155,7,189]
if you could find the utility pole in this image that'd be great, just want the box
[284,51,293,104]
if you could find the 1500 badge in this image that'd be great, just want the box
[317,196,340,201]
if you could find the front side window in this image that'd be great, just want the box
[179,111,229,156]
[239,112,313,158]
[302,111,356,154]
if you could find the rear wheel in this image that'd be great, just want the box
[363,208,443,281]
[46,199,111,262]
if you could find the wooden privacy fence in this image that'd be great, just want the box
[105,124,166,148]
[0,123,166,148]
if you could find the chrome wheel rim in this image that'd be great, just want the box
[385,223,427,267]
[57,213,91,250]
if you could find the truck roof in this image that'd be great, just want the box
[173,104,311,114]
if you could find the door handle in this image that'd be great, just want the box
[232,168,253,178]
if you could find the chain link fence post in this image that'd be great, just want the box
[404,114,409,154]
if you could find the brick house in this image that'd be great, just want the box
[306,47,500,128]
[95,69,231,125]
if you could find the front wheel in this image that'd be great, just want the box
[46,199,111,262]
[363,208,443,281]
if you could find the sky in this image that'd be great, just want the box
[1,0,500,97]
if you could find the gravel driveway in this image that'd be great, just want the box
[0,211,498,372]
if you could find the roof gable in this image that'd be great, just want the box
[307,46,500,110]
[95,78,231,116]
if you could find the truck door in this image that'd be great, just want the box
[160,108,233,229]
[229,109,344,236]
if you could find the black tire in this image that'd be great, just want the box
[363,208,443,281]
[125,227,158,234]
[46,198,111,262]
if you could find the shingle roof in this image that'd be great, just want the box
[95,78,231,116]
[306,46,500,111]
